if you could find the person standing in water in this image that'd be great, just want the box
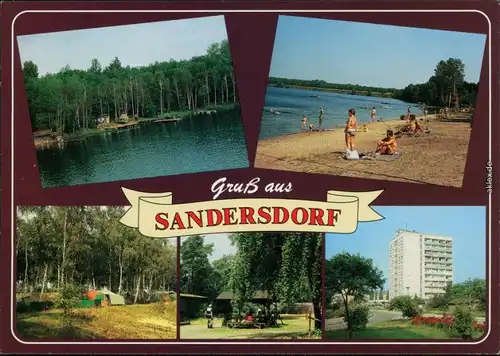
[301,116,308,131]
[319,107,324,128]
[371,107,376,123]
[344,108,357,151]
[407,106,411,120]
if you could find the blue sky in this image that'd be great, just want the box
[325,206,486,288]
[17,16,228,75]
[181,233,235,262]
[270,16,487,89]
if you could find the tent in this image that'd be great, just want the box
[99,287,126,305]
[79,288,125,308]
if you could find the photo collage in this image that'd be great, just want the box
[0,2,497,355]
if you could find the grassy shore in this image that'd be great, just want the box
[16,302,177,340]
[33,103,239,148]
[255,113,472,187]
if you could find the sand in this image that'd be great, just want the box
[254,115,472,187]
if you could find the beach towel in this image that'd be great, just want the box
[360,152,404,162]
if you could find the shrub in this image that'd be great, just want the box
[325,308,345,319]
[344,303,370,331]
[54,284,82,337]
[452,307,475,339]
[312,328,322,338]
[427,294,450,311]
[388,296,420,318]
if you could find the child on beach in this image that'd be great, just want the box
[301,116,308,131]
[344,108,357,151]
[309,124,320,132]
[371,107,376,123]
[376,130,398,155]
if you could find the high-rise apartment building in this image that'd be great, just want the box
[389,229,453,300]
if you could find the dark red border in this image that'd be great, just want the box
[1,1,498,354]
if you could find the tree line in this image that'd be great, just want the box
[16,206,177,303]
[180,232,323,329]
[23,39,237,134]
[268,77,397,97]
[270,58,478,108]
[392,58,478,108]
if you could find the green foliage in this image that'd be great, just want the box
[325,252,385,304]
[16,206,177,302]
[23,40,236,133]
[427,295,447,310]
[325,308,344,319]
[312,328,322,338]
[325,252,384,336]
[53,284,82,336]
[180,236,215,297]
[229,232,323,329]
[211,255,234,297]
[343,303,370,331]
[393,58,477,107]
[451,306,475,339]
[268,77,398,97]
[55,284,81,311]
[388,296,420,318]
[451,278,486,311]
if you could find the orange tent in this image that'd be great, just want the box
[85,290,103,301]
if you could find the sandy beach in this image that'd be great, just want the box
[255,115,472,187]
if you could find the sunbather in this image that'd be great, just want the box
[376,130,398,155]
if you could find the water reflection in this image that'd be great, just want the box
[36,109,249,188]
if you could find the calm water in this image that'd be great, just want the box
[37,109,249,188]
[259,86,421,139]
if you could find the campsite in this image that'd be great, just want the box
[179,233,323,339]
[15,206,177,340]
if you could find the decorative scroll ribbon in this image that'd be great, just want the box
[119,188,384,238]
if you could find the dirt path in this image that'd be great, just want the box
[255,116,471,187]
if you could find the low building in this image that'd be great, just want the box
[179,293,209,321]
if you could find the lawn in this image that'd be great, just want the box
[181,314,317,339]
[16,302,177,340]
[326,320,484,339]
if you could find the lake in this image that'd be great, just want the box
[36,108,249,188]
[259,86,421,140]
